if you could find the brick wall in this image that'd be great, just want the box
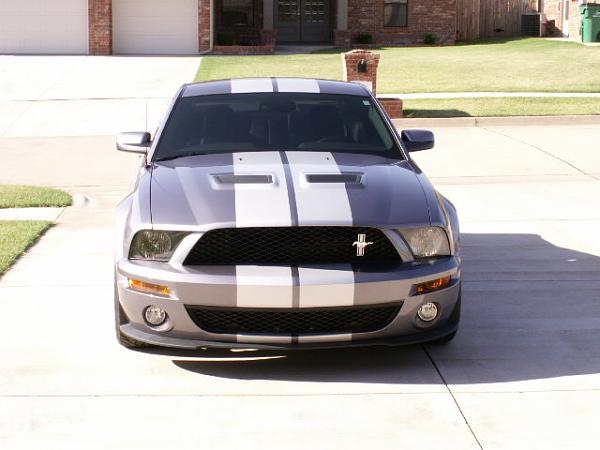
[543,0,583,39]
[199,0,212,51]
[89,0,112,55]
[378,98,404,118]
[568,0,582,40]
[543,0,563,35]
[346,0,456,45]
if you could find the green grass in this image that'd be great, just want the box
[0,185,72,209]
[402,97,600,118]
[0,221,51,275]
[377,39,600,93]
[195,38,600,94]
[196,53,342,82]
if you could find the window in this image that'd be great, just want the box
[221,0,254,27]
[154,93,402,161]
[384,0,408,27]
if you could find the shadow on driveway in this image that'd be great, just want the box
[141,232,600,385]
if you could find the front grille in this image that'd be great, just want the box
[185,303,402,335]
[183,226,402,265]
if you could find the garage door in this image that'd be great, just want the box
[113,0,199,54]
[0,0,88,54]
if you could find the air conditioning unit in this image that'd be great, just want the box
[522,13,546,37]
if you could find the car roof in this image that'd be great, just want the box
[182,78,371,98]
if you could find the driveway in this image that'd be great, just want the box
[0,55,200,137]
[1,75,600,449]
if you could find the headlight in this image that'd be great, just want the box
[129,230,188,261]
[399,227,450,258]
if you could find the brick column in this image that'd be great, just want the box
[334,30,351,48]
[199,0,212,51]
[89,0,113,55]
[334,0,350,47]
[342,49,403,118]
[342,49,380,95]
[261,29,277,46]
[568,0,582,41]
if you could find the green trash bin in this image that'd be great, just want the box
[581,3,600,43]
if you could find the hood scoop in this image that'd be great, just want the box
[306,173,363,184]
[212,174,273,185]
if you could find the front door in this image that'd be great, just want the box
[276,0,330,43]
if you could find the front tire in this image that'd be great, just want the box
[114,282,150,349]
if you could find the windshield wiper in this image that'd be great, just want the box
[154,152,208,162]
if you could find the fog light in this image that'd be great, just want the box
[417,302,439,322]
[144,305,167,326]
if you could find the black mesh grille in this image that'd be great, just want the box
[183,227,402,265]
[185,303,402,335]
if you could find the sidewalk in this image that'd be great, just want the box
[384,92,600,99]
[392,114,600,128]
[0,207,64,221]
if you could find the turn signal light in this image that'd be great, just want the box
[414,276,451,295]
[128,279,171,297]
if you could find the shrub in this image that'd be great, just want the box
[216,33,235,46]
[423,33,438,45]
[356,33,373,45]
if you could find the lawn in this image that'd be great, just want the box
[0,185,72,209]
[197,52,342,82]
[195,38,600,94]
[403,97,600,118]
[0,221,51,275]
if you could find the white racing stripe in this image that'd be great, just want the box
[233,151,292,227]
[276,78,320,93]
[298,333,352,344]
[233,151,295,313]
[285,151,356,308]
[230,78,273,93]
[298,265,354,308]
[284,151,353,226]
[237,334,292,344]
[235,266,294,308]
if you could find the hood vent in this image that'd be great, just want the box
[213,174,273,184]
[306,173,363,184]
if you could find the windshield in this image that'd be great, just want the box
[153,92,402,161]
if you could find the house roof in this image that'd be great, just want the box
[182,78,371,97]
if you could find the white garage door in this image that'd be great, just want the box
[0,0,88,54]
[113,0,199,54]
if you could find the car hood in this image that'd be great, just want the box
[150,151,431,229]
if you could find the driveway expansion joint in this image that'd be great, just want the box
[481,126,599,181]
[423,346,485,450]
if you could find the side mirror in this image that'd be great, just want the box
[401,129,435,153]
[116,132,151,154]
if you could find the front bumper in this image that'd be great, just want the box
[116,257,461,349]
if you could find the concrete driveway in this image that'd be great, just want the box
[1,101,600,448]
[0,55,200,137]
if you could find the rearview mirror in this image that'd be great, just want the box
[401,129,435,153]
[117,132,151,154]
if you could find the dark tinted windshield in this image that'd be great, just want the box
[153,93,401,161]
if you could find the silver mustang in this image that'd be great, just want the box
[114,78,461,350]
